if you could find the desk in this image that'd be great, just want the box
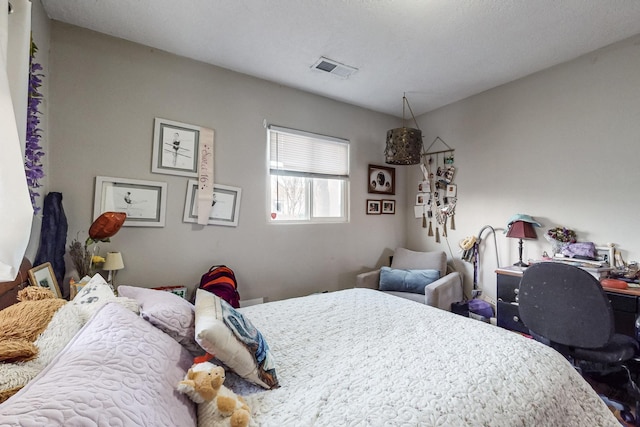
[496,267,639,340]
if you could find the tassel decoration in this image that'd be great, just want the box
[443,219,447,237]
[450,214,455,230]
[435,227,440,243]
[422,212,427,228]
[428,221,433,236]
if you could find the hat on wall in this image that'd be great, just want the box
[506,214,542,228]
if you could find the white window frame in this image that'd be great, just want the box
[267,125,350,224]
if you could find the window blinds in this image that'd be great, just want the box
[269,125,349,179]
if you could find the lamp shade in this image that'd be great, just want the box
[384,127,423,165]
[103,252,124,271]
[506,221,537,240]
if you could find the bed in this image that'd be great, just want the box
[0,286,618,426]
[230,288,618,426]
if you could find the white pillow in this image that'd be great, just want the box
[194,289,278,389]
[117,285,203,356]
[72,274,138,321]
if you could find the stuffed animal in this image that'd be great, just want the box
[177,362,251,427]
[0,287,66,363]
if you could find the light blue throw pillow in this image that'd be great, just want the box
[379,266,440,293]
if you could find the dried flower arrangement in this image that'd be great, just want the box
[68,212,126,279]
[68,238,104,279]
[546,227,577,243]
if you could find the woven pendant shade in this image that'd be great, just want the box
[385,127,422,165]
[384,94,423,165]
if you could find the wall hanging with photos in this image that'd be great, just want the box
[415,137,457,243]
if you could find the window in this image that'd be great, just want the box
[268,125,349,223]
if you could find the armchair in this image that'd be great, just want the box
[356,248,463,311]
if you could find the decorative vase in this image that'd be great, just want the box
[544,234,565,256]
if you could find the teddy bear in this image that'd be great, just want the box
[0,286,67,363]
[177,361,251,427]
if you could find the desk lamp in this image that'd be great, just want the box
[103,251,124,290]
[507,220,538,267]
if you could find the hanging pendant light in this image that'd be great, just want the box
[384,94,423,165]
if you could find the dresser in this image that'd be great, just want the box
[496,266,640,339]
[496,267,529,334]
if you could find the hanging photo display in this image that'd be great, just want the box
[416,137,457,243]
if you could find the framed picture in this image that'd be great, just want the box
[416,193,429,206]
[595,246,616,266]
[368,164,395,195]
[382,200,396,214]
[152,118,201,177]
[183,179,242,227]
[28,262,61,298]
[366,199,381,215]
[94,176,167,227]
[153,285,188,299]
[70,282,88,299]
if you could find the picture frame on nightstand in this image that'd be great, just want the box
[28,262,61,298]
[595,246,616,266]
[153,285,188,299]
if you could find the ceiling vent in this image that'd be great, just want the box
[311,57,357,78]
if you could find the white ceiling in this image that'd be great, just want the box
[41,0,640,118]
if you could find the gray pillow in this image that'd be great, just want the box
[391,248,446,274]
[117,285,204,356]
[379,267,440,293]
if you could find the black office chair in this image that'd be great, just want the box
[519,262,640,423]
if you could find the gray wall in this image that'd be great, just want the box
[409,34,640,303]
[47,23,405,302]
[41,18,640,305]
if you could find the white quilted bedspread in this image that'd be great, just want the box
[230,288,618,427]
[0,303,197,427]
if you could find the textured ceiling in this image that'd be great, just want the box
[41,0,640,118]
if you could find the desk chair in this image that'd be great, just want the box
[518,262,640,424]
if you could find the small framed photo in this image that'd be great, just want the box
[382,200,395,214]
[28,262,61,298]
[94,176,167,227]
[595,246,616,266]
[416,193,429,206]
[152,118,201,177]
[70,282,88,299]
[153,285,188,299]
[368,164,395,195]
[366,199,381,215]
[183,179,242,227]
[446,184,457,197]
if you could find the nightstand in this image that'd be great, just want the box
[496,267,528,334]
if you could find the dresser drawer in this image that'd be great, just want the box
[606,292,637,314]
[497,274,521,302]
[497,301,529,334]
